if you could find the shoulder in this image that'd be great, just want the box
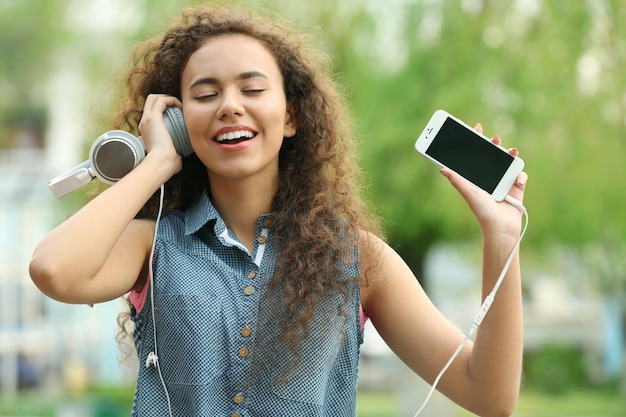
[150,207,187,240]
[358,230,406,281]
[358,231,428,319]
[359,232,404,306]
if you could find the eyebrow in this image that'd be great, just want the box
[188,71,269,90]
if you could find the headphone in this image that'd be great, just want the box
[48,107,193,199]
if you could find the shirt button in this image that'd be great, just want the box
[241,327,252,337]
[231,414,241,417]
[233,393,244,404]
[238,347,250,358]
[262,218,273,228]
[256,235,267,244]
[247,270,257,279]
[243,286,255,296]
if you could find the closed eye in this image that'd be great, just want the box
[195,93,218,101]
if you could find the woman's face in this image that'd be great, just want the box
[180,34,297,185]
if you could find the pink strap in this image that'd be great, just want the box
[129,278,149,314]
[359,305,369,331]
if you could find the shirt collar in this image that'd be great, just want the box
[182,190,274,250]
[183,190,222,236]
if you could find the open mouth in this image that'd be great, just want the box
[215,130,256,145]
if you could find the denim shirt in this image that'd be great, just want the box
[130,191,363,416]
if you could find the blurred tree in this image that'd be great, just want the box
[6,0,624,294]
[324,0,626,291]
[95,0,626,295]
[0,0,69,147]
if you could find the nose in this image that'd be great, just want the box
[216,89,245,120]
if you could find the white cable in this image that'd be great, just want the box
[146,184,173,417]
[412,332,473,416]
[413,197,528,417]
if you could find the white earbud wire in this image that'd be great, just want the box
[413,196,528,416]
[147,184,173,417]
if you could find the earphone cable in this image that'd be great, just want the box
[148,184,173,417]
[413,198,528,416]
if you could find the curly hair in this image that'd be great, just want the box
[114,4,383,370]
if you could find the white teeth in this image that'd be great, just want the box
[216,130,254,142]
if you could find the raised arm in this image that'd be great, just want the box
[361,148,527,417]
[29,95,183,305]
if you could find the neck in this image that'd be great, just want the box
[209,174,278,252]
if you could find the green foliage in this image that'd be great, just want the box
[523,344,590,395]
[323,0,626,278]
[0,0,70,103]
[0,0,68,148]
[457,385,625,417]
[2,0,625,281]
[357,389,399,417]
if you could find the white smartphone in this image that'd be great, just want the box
[414,109,524,202]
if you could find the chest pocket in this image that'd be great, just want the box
[271,315,347,405]
[154,294,227,385]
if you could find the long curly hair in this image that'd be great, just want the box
[114,4,383,368]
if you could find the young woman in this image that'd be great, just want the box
[29,4,527,416]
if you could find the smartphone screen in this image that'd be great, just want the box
[424,116,515,194]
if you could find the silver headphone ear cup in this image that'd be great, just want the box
[89,130,145,184]
[163,107,193,157]
[49,108,192,197]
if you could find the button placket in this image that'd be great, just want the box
[231,261,258,411]
[230,218,270,413]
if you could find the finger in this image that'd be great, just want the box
[508,172,528,202]
[144,94,183,113]
[491,135,502,146]
[508,147,519,157]
[474,123,483,134]
[439,167,482,203]
[139,95,182,134]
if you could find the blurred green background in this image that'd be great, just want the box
[0,0,625,416]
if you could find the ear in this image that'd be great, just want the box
[283,103,297,138]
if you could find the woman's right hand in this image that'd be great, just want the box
[138,94,184,178]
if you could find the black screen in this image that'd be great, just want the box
[425,117,514,193]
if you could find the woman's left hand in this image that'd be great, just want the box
[439,123,528,240]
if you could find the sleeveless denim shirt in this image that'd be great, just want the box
[130,191,363,416]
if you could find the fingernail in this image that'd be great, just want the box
[518,172,528,185]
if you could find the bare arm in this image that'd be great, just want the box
[29,95,183,305]
[362,142,527,417]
